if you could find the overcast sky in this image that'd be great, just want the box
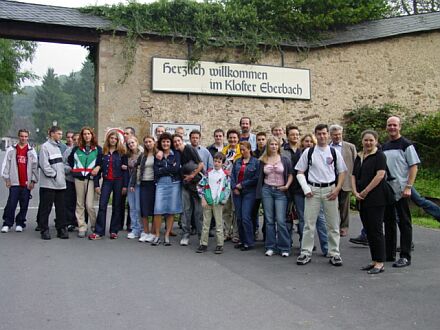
[17,1,155,86]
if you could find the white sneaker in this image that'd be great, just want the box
[138,232,148,242]
[265,249,274,256]
[180,237,189,246]
[15,225,23,232]
[127,232,139,239]
[281,252,289,257]
[1,226,9,233]
[145,233,155,243]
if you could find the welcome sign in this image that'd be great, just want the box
[152,58,311,100]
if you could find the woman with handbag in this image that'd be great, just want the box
[352,130,388,274]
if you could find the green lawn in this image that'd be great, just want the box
[414,168,440,198]
[412,216,440,229]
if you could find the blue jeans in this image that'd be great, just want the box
[128,184,141,235]
[411,187,440,220]
[2,186,31,227]
[233,191,256,247]
[95,179,123,236]
[294,193,328,255]
[262,185,290,253]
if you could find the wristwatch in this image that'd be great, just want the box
[405,184,413,189]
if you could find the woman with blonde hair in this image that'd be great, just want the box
[89,130,128,240]
[136,135,157,243]
[256,137,293,257]
[126,136,143,239]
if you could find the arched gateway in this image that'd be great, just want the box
[1,0,440,141]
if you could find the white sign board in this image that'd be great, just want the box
[152,57,311,100]
[151,122,201,144]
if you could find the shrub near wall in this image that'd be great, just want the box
[343,103,406,148]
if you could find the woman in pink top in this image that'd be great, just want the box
[256,137,293,257]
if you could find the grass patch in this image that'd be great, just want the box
[414,168,440,198]
[412,216,440,229]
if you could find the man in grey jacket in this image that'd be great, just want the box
[1,129,38,233]
[37,126,69,240]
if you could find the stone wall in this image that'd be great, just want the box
[97,31,440,144]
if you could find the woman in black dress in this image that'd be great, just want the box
[352,130,388,274]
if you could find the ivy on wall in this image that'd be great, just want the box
[82,0,390,81]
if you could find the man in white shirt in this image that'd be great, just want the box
[295,124,347,266]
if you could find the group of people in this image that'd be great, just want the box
[2,116,439,273]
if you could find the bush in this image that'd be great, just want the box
[342,103,407,148]
[404,112,440,169]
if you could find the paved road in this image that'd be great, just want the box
[1,151,440,329]
[0,208,439,330]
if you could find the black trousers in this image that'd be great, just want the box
[65,180,77,226]
[384,198,412,261]
[37,187,66,231]
[360,205,385,262]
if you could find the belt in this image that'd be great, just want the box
[308,181,335,188]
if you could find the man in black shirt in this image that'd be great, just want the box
[173,134,204,246]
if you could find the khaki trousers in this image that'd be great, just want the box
[74,178,97,232]
[301,185,340,257]
[223,196,238,239]
[200,204,224,246]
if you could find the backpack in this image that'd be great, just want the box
[305,146,338,182]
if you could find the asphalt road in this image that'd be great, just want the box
[1,151,440,330]
[0,207,439,330]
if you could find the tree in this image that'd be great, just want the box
[0,39,36,136]
[32,68,73,142]
[61,59,96,132]
[388,0,440,15]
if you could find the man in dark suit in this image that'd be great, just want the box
[329,124,357,237]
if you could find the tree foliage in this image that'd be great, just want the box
[0,39,36,136]
[82,0,390,79]
[388,0,440,15]
[404,112,440,169]
[32,61,95,142]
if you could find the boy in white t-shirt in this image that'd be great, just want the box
[196,153,231,254]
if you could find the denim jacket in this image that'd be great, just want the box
[231,156,259,194]
[101,151,128,186]
[153,149,181,183]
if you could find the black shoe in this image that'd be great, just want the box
[367,266,385,274]
[40,230,51,240]
[57,228,69,239]
[360,264,375,271]
[240,245,253,251]
[35,225,41,232]
[234,243,243,249]
[349,235,369,246]
[67,225,75,232]
[196,245,208,253]
[392,258,411,268]
[214,246,223,254]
